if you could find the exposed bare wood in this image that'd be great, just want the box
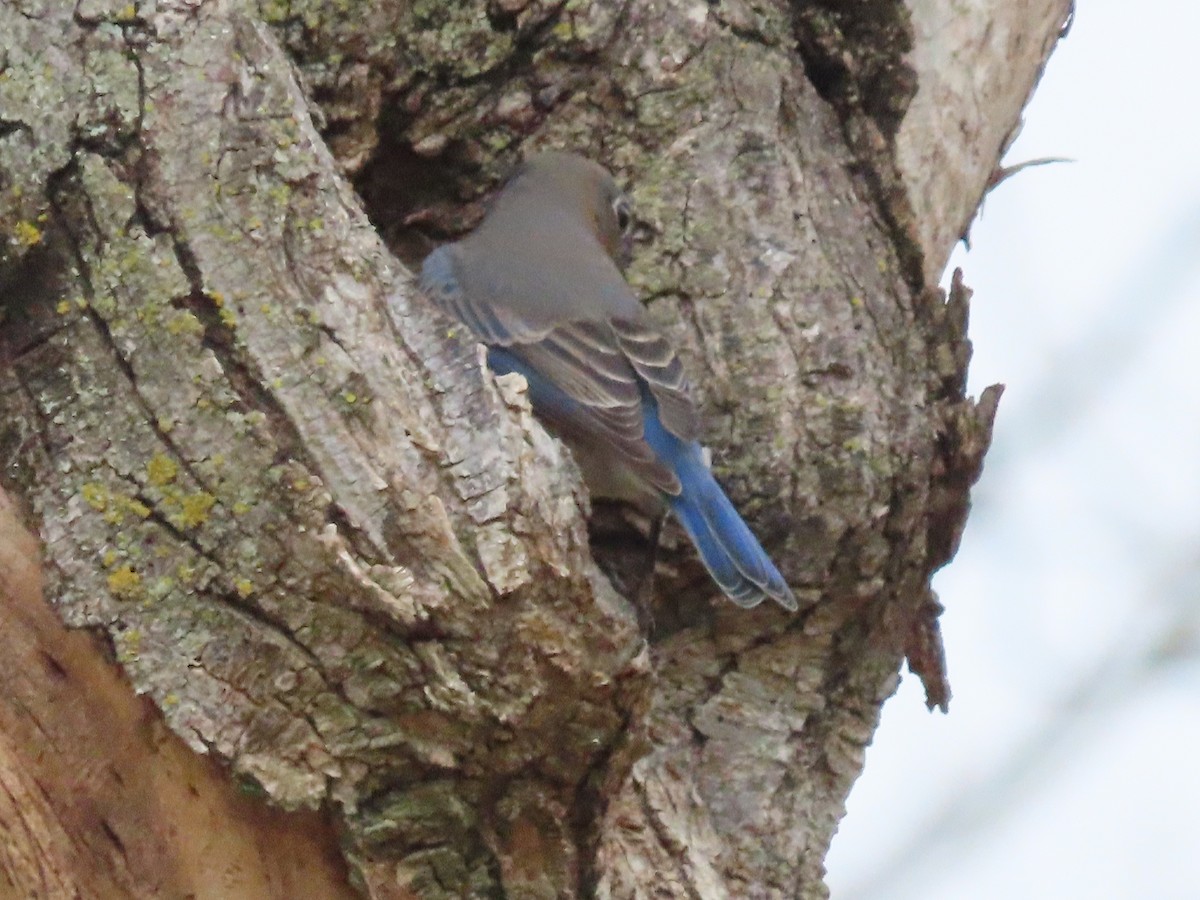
[0,488,354,898]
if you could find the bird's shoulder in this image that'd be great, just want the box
[419,239,699,441]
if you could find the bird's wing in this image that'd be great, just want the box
[608,317,699,443]
[421,246,699,496]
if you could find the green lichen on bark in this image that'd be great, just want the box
[0,6,76,270]
[0,0,1011,896]
[2,3,646,893]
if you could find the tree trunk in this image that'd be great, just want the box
[0,0,1068,896]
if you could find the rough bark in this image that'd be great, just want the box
[0,492,355,899]
[0,0,1068,897]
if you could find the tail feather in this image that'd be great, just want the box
[668,450,798,611]
[638,400,796,614]
[641,395,796,611]
[670,490,763,607]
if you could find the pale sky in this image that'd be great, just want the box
[827,2,1200,897]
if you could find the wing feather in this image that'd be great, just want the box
[609,317,701,441]
[421,245,699,496]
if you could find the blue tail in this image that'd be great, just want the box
[643,407,798,611]
[482,345,797,611]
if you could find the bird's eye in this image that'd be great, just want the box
[613,198,633,234]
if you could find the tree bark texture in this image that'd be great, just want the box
[0,0,1069,897]
[0,491,356,898]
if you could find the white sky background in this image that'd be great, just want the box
[826,2,1200,897]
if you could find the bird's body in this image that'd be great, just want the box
[421,152,796,611]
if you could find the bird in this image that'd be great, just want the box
[420,151,797,611]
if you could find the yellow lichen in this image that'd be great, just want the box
[165,311,203,336]
[177,492,216,528]
[235,578,254,598]
[82,482,109,511]
[107,566,142,597]
[147,453,178,486]
[12,220,43,247]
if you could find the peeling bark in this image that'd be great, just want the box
[0,0,1067,897]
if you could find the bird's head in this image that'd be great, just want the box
[508,151,636,269]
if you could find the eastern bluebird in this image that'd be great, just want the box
[421,152,796,611]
